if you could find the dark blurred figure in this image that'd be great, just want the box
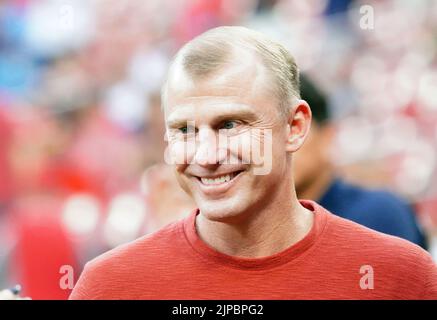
[294,75,428,249]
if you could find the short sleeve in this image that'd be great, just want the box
[69,262,101,300]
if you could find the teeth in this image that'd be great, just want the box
[201,174,233,185]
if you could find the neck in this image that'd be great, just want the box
[297,168,333,202]
[195,175,314,258]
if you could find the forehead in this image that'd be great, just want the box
[164,50,276,121]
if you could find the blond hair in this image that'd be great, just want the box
[162,26,300,116]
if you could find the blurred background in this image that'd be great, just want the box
[0,0,436,299]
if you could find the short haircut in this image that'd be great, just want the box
[299,74,329,125]
[162,26,300,117]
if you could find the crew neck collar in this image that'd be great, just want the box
[182,200,328,271]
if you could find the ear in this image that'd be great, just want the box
[285,99,312,153]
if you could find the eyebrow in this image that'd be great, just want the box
[210,111,258,127]
[166,106,258,129]
[166,119,194,129]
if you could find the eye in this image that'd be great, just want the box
[178,125,196,134]
[220,120,237,130]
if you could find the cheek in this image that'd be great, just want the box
[258,128,285,175]
[174,167,193,195]
[166,140,197,165]
[225,132,253,164]
[225,129,275,166]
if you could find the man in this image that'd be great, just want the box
[294,75,428,249]
[70,26,437,299]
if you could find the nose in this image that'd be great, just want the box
[193,127,227,167]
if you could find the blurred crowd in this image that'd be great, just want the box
[0,0,436,299]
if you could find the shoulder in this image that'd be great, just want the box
[321,211,436,298]
[324,210,422,258]
[70,218,187,299]
[329,183,424,242]
[325,211,433,272]
[90,218,185,272]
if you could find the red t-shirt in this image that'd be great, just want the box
[70,200,437,299]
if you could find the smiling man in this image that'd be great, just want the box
[70,26,437,300]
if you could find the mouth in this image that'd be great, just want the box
[197,171,243,185]
[193,170,245,195]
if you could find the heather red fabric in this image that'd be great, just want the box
[70,200,437,300]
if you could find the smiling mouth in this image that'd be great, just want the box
[196,170,244,186]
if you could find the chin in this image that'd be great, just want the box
[197,197,251,224]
